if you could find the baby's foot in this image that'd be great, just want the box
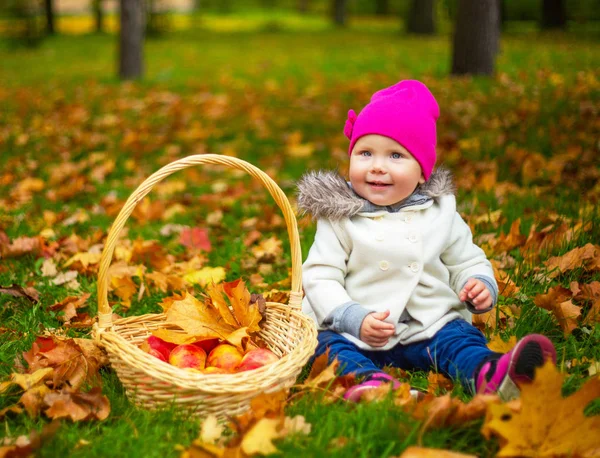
[476,334,556,401]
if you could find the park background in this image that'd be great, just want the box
[0,1,599,457]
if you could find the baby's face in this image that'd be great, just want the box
[349,134,425,207]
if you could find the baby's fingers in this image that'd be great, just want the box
[460,278,479,301]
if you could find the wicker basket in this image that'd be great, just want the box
[92,154,318,419]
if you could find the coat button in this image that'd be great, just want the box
[409,262,420,272]
[409,233,418,243]
[376,233,384,241]
[379,260,389,271]
[404,213,413,223]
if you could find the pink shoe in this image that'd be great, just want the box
[476,334,556,401]
[344,372,402,402]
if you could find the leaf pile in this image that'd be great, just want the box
[152,279,267,351]
[182,391,311,457]
[0,335,110,422]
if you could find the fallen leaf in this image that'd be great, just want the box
[240,417,280,455]
[534,286,581,335]
[487,334,517,353]
[180,227,212,252]
[47,293,90,324]
[184,266,226,287]
[200,415,225,445]
[44,387,110,421]
[398,446,477,458]
[544,243,600,279]
[52,271,78,286]
[0,283,40,304]
[426,372,454,394]
[482,361,600,457]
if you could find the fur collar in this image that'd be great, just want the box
[297,168,455,220]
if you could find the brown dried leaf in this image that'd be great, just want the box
[534,287,581,335]
[0,283,40,304]
[544,243,600,278]
[47,293,90,324]
[44,387,110,421]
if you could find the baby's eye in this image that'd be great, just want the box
[360,151,371,157]
[391,152,402,159]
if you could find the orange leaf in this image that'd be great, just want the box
[180,227,212,252]
[44,387,110,421]
[534,287,581,335]
[399,446,477,458]
[166,292,236,340]
[482,361,600,457]
[544,243,600,278]
[222,279,262,333]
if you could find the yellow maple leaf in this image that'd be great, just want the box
[166,293,234,339]
[482,361,600,457]
[184,266,226,287]
[221,279,262,333]
[240,417,281,455]
[487,334,517,353]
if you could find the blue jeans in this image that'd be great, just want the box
[314,318,495,391]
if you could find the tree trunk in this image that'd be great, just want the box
[499,0,506,30]
[406,0,436,35]
[94,0,104,33]
[297,0,309,14]
[119,0,144,80]
[375,0,389,16]
[331,0,347,27]
[45,0,55,34]
[541,0,566,29]
[451,0,499,76]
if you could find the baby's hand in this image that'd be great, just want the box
[460,278,493,310]
[360,310,395,347]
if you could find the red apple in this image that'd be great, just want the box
[237,348,280,372]
[148,348,168,362]
[169,344,207,370]
[193,338,220,354]
[147,335,177,361]
[201,366,229,375]
[207,344,243,371]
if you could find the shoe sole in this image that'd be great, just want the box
[497,334,556,401]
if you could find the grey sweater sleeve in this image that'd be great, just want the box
[463,275,498,314]
[322,301,372,339]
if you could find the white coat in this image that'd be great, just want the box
[297,169,496,350]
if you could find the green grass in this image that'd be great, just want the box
[1,12,600,457]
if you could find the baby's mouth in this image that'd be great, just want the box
[368,181,391,188]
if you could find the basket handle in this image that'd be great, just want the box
[97,154,303,329]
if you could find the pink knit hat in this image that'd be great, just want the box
[343,80,440,181]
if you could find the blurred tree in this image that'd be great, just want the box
[6,0,45,47]
[331,0,347,26]
[451,0,499,75]
[541,0,566,29]
[146,0,171,36]
[44,0,54,34]
[93,0,104,33]
[297,0,309,14]
[406,0,436,34]
[375,0,389,15]
[119,0,144,79]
